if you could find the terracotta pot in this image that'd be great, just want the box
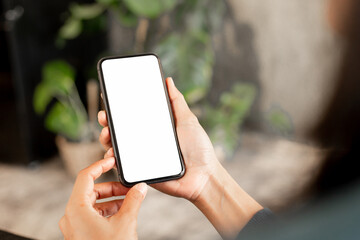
[56,135,105,178]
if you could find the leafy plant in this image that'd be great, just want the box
[57,0,177,44]
[156,32,214,104]
[57,0,224,101]
[33,60,89,141]
[54,0,257,157]
[203,83,257,155]
[156,0,225,105]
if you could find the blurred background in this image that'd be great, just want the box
[0,0,343,239]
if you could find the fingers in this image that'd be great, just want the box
[95,199,124,217]
[72,158,116,200]
[98,110,112,151]
[98,110,108,127]
[94,181,130,200]
[59,216,71,239]
[166,77,198,125]
[99,127,112,150]
[112,183,148,221]
[104,148,115,158]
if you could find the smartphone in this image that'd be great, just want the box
[97,53,185,187]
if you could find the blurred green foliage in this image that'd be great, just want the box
[122,0,177,18]
[156,0,226,105]
[58,0,223,106]
[57,0,178,44]
[33,60,88,141]
[203,83,257,155]
[265,106,293,136]
[48,0,258,155]
[156,32,213,105]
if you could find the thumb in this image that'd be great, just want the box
[166,77,198,125]
[113,183,147,220]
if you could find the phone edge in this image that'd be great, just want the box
[97,53,185,187]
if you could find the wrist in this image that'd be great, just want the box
[192,162,263,239]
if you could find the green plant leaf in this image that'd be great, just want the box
[33,83,53,114]
[45,102,86,141]
[42,60,75,96]
[58,17,82,40]
[203,82,257,156]
[156,31,214,105]
[123,0,177,18]
[70,3,104,20]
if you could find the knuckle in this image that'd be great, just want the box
[77,167,90,178]
[100,127,107,137]
[129,189,143,201]
[58,216,64,226]
[179,93,186,102]
[172,92,185,104]
[109,148,114,156]
[58,216,66,230]
[78,168,87,176]
[101,126,108,135]
[187,114,199,124]
[64,205,73,216]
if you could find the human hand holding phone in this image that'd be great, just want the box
[59,157,147,240]
[99,77,220,202]
[99,77,263,239]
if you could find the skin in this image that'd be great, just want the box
[327,0,355,35]
[98,77,263,239]
[59,157,148,240]
[62,1,354,238]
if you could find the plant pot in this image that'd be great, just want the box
[56,135,105,178]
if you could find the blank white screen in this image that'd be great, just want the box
[101,55,183,183]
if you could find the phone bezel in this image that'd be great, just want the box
[97,53,185,187]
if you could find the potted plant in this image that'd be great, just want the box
[33,59,104,177]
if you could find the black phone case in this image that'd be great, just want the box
[97,53,185,187]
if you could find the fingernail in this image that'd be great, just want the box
[135,183,148,197]
[168,77,174,86]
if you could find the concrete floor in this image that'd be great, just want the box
[0,132,324,240]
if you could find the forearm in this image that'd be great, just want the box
[192,162,263,239]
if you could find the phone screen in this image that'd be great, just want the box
[98,54,184,185]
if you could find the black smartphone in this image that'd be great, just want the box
[97,53,185,187]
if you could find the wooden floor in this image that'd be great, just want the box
[0,132,323,240]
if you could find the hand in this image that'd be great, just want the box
[59,157,148,240]
[98,78,263,239]
[98,77,220,202]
